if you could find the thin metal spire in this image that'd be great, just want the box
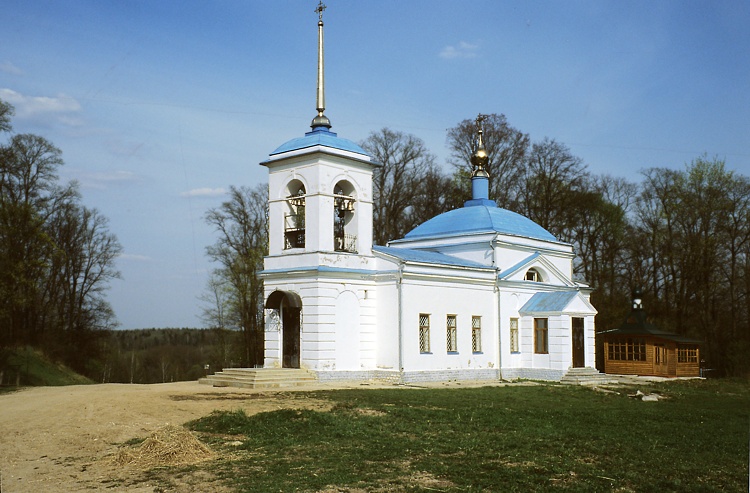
[311,1,331,129]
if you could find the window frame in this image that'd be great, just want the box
[677,345,698,363]
[471,316,482,353]
[419,313,431,353]
[525,268,542,282]
[607,337,646,362]
[534,318,548,354]
[446,314,458,353]
[510,317,519,353]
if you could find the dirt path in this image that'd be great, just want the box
[0,382,344,492]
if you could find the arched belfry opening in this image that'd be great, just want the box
[265,290,302,369]
[333,180,357,253]
[284,180,306,250]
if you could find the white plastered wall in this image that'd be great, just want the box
[398,278,497,372]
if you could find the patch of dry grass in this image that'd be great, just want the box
[111,425,215,469]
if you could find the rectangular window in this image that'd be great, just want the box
[678,345,698,363]
[419,314,430,353]
[472,316,482,353]
[607,338,646,361]
[510,318,519,353]
[534,318,548,354]
[632,338,646,361]
[446,315,458,352]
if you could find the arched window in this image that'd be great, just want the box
[284,181,306,249]
[525,268,542,282]
[333,180,356,253]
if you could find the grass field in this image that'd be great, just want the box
[0,346,93,390]
[181,379,749,492]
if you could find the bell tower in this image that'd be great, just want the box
[260,3,379,374]
[261,1,376,270]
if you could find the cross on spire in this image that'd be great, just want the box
[475,113,487,129]
[315,1,326,22]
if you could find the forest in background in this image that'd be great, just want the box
[91,328,240,384]
[0,100,122,377]
[0,328,238,385]
[2,94,750,382]
[205,114,750,377]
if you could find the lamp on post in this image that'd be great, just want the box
[632,288,643,310]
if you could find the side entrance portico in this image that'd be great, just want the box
[264,290,302,369]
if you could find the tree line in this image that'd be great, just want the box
[93,328,241,384]
[0,100,122,375]
[2,92,746,380]
[205,114,750,377]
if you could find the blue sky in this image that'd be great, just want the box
[2,1,748,329]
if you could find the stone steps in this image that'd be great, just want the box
[198,368,317,389]
[560,367,619,385]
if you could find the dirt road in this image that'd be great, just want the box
[0,382,340,492]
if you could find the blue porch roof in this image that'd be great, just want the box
[520,291,579,313]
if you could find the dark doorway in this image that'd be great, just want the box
[265,290,303,369]
[572,317,585,368]
[282,306,301,368]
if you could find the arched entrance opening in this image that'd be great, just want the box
[265,290,302,369]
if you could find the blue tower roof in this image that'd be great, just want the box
[270,127,368,156]
[403,205,557,242]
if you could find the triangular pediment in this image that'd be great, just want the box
[499,252,575,287]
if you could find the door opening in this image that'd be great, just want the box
[572,317,585,368]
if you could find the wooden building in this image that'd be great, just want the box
[601,294,702,378]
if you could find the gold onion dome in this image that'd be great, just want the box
[471,120,489,178]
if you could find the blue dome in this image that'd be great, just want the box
[403,205,556,242]
[270,127,368,156]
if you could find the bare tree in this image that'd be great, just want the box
[569,174,637,329]
[199,271,235,368]
[360,128,437,245]
[520,137,589,240]
[0,100,13,133]
[447,113,529,209]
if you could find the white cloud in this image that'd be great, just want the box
[0,61,24,76]
[180,187,227,198]
[439,41,480,59]
[0,88,82,126]
[65,169,140,190]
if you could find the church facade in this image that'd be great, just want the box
[259,5,597,383]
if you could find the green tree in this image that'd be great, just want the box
[0,100,121,375]
[632,157,750,375]
[205,184,268,367]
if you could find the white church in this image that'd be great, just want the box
[259,4,598,384]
